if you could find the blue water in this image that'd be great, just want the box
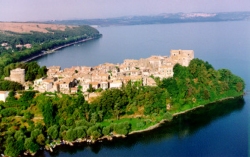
[35,21,250,157]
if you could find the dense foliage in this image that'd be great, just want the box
[0,59,245,156]
[0,25,101,77]
[0,80,24,91]
[2,61,47,81]
[160,59,245,111]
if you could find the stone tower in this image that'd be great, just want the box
[170,49,194,67]
[10,68,25,84]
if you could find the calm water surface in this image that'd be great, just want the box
[35,21,250,157]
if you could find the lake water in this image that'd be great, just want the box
[35,21,250,157]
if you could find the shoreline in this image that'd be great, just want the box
[22,37,96,63]
[46,94,240,152]
[128,96,238,135]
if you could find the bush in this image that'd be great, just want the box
[24,111,34,119]
[113,122,131,135]
[0,108,17,117]
[92,130,101,140]
[19,91,36,102]
[102,126,111,135]
[163,112,173,121]
[136,121,146,129]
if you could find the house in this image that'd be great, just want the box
[110,80,123,88]
[158,65,174,78]
[52,82,60,92]
[47,71,57,78]
[58,79,71,94]
[41,78,54,91]
[16,44,23,48]
[130,69,142,76]
[123,59,138,66]
[130,75,143,83]
[70,87,78,94]
[99,73,110,81]
[34,78,54,92]
[0,91,9,102]
[143,77,156,86]
[142,69,150,76]
[1,43,8,47]
[5,46,11,50]
[147,56,163,68]
[90,82,100,89]
[81,74,92,83]
[81,82,90,92]
[120,76,132,85]
[47,66,61,73]
[24,44,32,48]
[81,66,92,73]
[100,81,109,90]
[34,78,44,86]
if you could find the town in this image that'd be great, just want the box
[1,49,194,101]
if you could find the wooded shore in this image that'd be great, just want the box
[22,37,96,63]
[129,96,238,135]
[39,95,241,156]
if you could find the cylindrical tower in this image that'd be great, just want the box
[10,68,25,84]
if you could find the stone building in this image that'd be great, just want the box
[170,49,194,67]
[10,68,25,84]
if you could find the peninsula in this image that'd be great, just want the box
[0,49,245,156]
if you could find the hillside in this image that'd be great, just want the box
[0,22,76,33]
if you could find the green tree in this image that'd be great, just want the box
[74,126,86,139]
[31,128,42,139]
[47,125,59,140]
[102,126,111,135]
[24,138,39,153]
[4,136,24,157]
[42,100,54,127]
[36,134,45,145]
[66,129,77,141]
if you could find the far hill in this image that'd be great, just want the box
[46,11,250,26]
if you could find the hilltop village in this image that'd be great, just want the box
[3,50,194,101]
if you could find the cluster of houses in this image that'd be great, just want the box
[1,42,32,50]
[33,50,194,97]
[0,49,194,102]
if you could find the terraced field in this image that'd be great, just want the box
[0,22,75,33]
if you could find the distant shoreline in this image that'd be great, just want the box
[22,37,97,63]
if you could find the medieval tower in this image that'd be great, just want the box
[10,68,25,84]
[170,49,194,67]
